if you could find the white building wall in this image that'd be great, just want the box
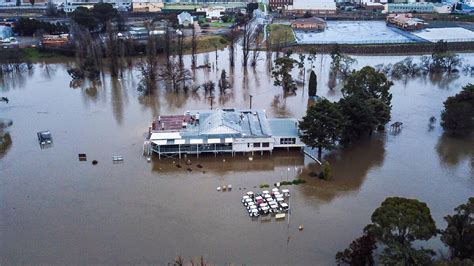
[232,137,274,152]
[288,0,337,11]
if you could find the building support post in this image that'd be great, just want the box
[179,144,181,159]
[197,144,199,158]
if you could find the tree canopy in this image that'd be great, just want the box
[441,84,474,135]
[272,56,297,92]
[308,70,317,97]
[336,233,376,266]
[299,99,343,159]
[342,66,393,107]
[441,197,474,261]
[70,3,118,31]
[364,197,437,265]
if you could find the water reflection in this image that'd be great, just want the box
[436,133,474,171]
[110,78,126,125]
[151,150,305,176]
[0,119,13,159]
[300,134,386,202]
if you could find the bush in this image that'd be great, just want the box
[259,183,269,188]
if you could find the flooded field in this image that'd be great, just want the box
[1,50,473,264]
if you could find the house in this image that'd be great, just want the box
[0,25,13,40]
[269,0,293,10]
[384,3,434,13]
[177,11,193,27]
[291,17,326,31]
[286,0,337,14]
[145,109,304,159]
[386,13,425,30]
[132,0,163,12]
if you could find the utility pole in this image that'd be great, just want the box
[249,94,253,110]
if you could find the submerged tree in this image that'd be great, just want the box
[308,70,317,97]
[242,20,251,67]
[441,84,474,135]
[227,27,238,67]
[191,24,197,68]
[272,56,296,92]
[137,27,159,94]
[364,197,437,265]
[336,233,377,266]
[159,58,191,91]
[440,197,474,261]
[299,99,343,159]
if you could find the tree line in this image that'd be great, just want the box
[336,197,474,266]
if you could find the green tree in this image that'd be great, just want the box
[308,70,317,97]
[440,197,474,261]
[272,56,297,92]
[339,96,377,142]
[441,84,474,135]
[342,66,393,107]
[299,99,343,159]
[29,0,35,6]
[336,233,376,266]
[91,3,118,28]
[70,7,97,31]
[364,197,437,265]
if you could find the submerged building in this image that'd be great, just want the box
[145,109,304,158]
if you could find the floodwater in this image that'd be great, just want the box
[1,50,473,264]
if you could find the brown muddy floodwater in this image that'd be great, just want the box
[1,50,473,265]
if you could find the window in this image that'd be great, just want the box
[280,138,296,145]
[262,143,270,147]
[254,143,261,148]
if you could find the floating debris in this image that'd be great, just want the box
[78,153,87,161]
[228,184,232,191]
[92,160,98,165]
[217,186,221,191]
[187,168,192,172]
[197,164,203,168]
[37,130,53,149]
[112,156,124,163]
[176,164,182,168]
[147,157,151,163]
[186,159,192,165]
[299,224,304,231]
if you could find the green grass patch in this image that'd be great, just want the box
[267,24,295,46]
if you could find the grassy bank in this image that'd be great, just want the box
[182,35,228,54]
[267,24,295,46]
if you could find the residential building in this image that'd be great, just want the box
[286,0,337,14]
[0,25,13,40]
[384,3,434,13]
[62,0,131,12]
[145,109,304,159]
[178,11,193,26]
[386,13,424,30]
[132,0,163,12]
[291,17,326,30]
[269,0,293,10]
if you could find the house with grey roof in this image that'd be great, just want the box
[177,11,193,27]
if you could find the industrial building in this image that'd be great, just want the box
[144,109,304,159]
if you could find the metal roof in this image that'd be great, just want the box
[268,119,299,137]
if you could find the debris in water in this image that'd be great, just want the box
[197,164,203,168]
[299,225,304,231]
[92,160,98,165]
[186,159,192,165]
[187,168,192,172]
[217,187,221,191]
[78,153,87,161]
[176,164,182,168]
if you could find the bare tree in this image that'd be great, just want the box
[159,58,191,91]
[242,21,251,67]
[177,29,184,67]
[227,27,238,67]
[137,25,159,94]
[106,22,120,77]
[191,24,197,68]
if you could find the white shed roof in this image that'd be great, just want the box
[150,132,181,140]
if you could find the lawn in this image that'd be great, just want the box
[267,24,296,46]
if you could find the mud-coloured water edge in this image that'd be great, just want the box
[0,51,473,265]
